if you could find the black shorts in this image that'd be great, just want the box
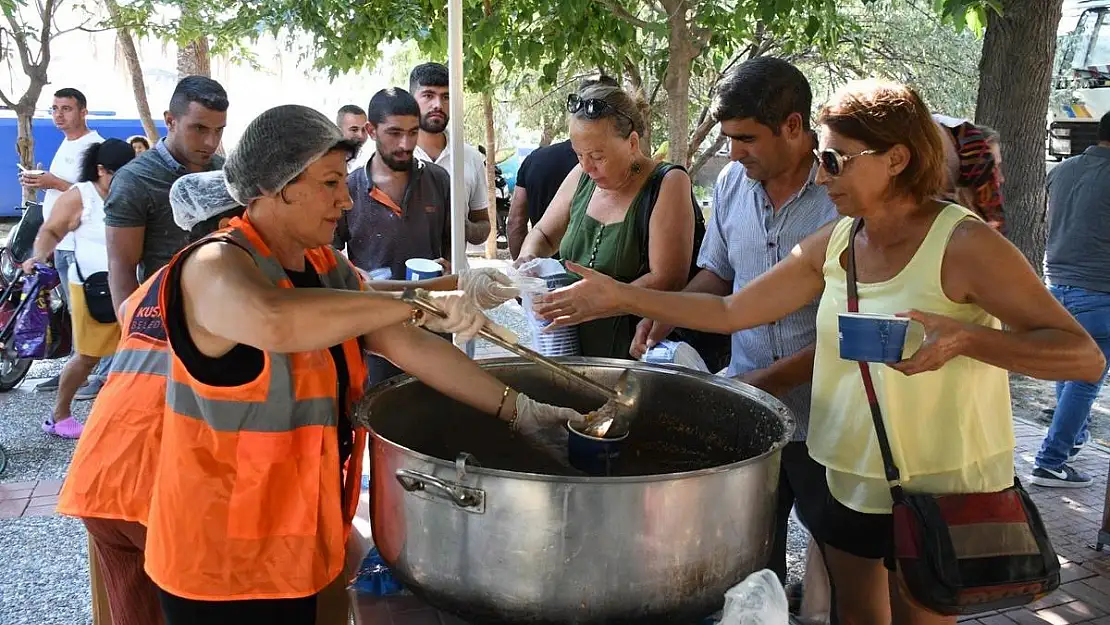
[819,485,896,570]
[769,441,829,582]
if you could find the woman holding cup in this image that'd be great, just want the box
[533,80,1105,623]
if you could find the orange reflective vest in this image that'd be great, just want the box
[144,215,369,601]
[56,267,170,524]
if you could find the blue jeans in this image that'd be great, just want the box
[1035,285,1110,470]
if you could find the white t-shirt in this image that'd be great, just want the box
[69,181,109,285]
[413,134,489,272]
[44,130,104,252]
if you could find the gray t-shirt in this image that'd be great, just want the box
[1044,145,1110,293]
[104,139,225,281]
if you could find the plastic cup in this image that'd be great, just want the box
[837,312,920,363]
[405,258,443,281]
[567,421,629,476]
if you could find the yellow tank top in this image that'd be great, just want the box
[810,204,1015,514]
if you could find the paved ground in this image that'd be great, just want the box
[1,254,1108,625]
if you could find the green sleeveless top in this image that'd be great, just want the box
[559,164,662,359]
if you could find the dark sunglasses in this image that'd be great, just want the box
[566,94,634,125]
[813,148,879,176]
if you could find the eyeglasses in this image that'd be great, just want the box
[813,148,879,176]
[566,94,634,125]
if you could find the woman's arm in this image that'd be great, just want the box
[365,323,516,420]
[539,223,835,334]
[628,168,695,292]
[180,242,417,355]
[892,219,1105,382]
[26,188,82,267]
[516,166,581,263]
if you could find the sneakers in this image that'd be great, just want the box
[73,377,103,402]
[34,374,60,392]
[1031,464,1092,488]
[1069,441,1086,463]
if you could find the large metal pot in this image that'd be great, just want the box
[360,358,795,625]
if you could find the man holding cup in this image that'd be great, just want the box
[20,87,104,394]
[334,88,514,383]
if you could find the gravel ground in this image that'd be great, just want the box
[2,257,1079,624]
[0,358,95,625]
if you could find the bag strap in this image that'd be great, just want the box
[845,218,905,501]
[635,163,702,275]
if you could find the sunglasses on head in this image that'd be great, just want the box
[566,94,635,125]
[813,147,880,177]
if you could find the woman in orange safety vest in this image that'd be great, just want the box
[142,103,587,625]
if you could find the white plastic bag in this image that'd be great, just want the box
[719,569,789,625]
[641,339,710,372]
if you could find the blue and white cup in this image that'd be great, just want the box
[838,312,920,363]
[405,258,443,281]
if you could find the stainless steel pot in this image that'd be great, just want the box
[359,358,795,625]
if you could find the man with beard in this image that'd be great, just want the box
[409,62,491,257]
[334,87,450,278]
[333,89,453,383]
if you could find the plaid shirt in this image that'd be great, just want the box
[698,161,840,440]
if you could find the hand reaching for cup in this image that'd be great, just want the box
[458,267,519,310]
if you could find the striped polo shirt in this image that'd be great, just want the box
[697,161,839,439]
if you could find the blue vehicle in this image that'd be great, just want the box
[0,111,167,217]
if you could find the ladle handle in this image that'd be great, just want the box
[401,288,620,403]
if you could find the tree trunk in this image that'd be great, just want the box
[539,124,554,147]
[974,0,1064,271]
[177,37,211,78]
[661,0,698,166]
[105,0,159,141]
[483,92,499,259]
[16,106,36,204]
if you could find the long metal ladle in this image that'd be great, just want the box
[400,288,640,423]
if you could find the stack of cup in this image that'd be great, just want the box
[517,258,581,357]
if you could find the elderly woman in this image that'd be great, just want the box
[514,78,695,359]
[24,138,136,439]
[535,80,1105,623]
[136,105,585,625]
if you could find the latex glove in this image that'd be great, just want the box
[458,267,519,310]
[513,393,588,438]
[415,288,487,343]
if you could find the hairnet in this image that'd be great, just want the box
[170,170,242,231]
[223,104,345,205]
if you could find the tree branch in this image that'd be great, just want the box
[648,59,668,106]
[0,83,17,109]
[591,0,655,30]
[37,0,58,69]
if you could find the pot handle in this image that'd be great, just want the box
[395,469,485,512]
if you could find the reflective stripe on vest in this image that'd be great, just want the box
[144,215,369,601]
[56,269,170,524]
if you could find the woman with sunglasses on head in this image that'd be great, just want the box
[514,77,695,359]
[531,80,1104,624]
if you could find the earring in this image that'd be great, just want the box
[631,161,642,175]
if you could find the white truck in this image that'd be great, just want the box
[1048,0,1110,160]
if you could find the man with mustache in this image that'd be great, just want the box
[409,62,491,261]
[333,88,452,382]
